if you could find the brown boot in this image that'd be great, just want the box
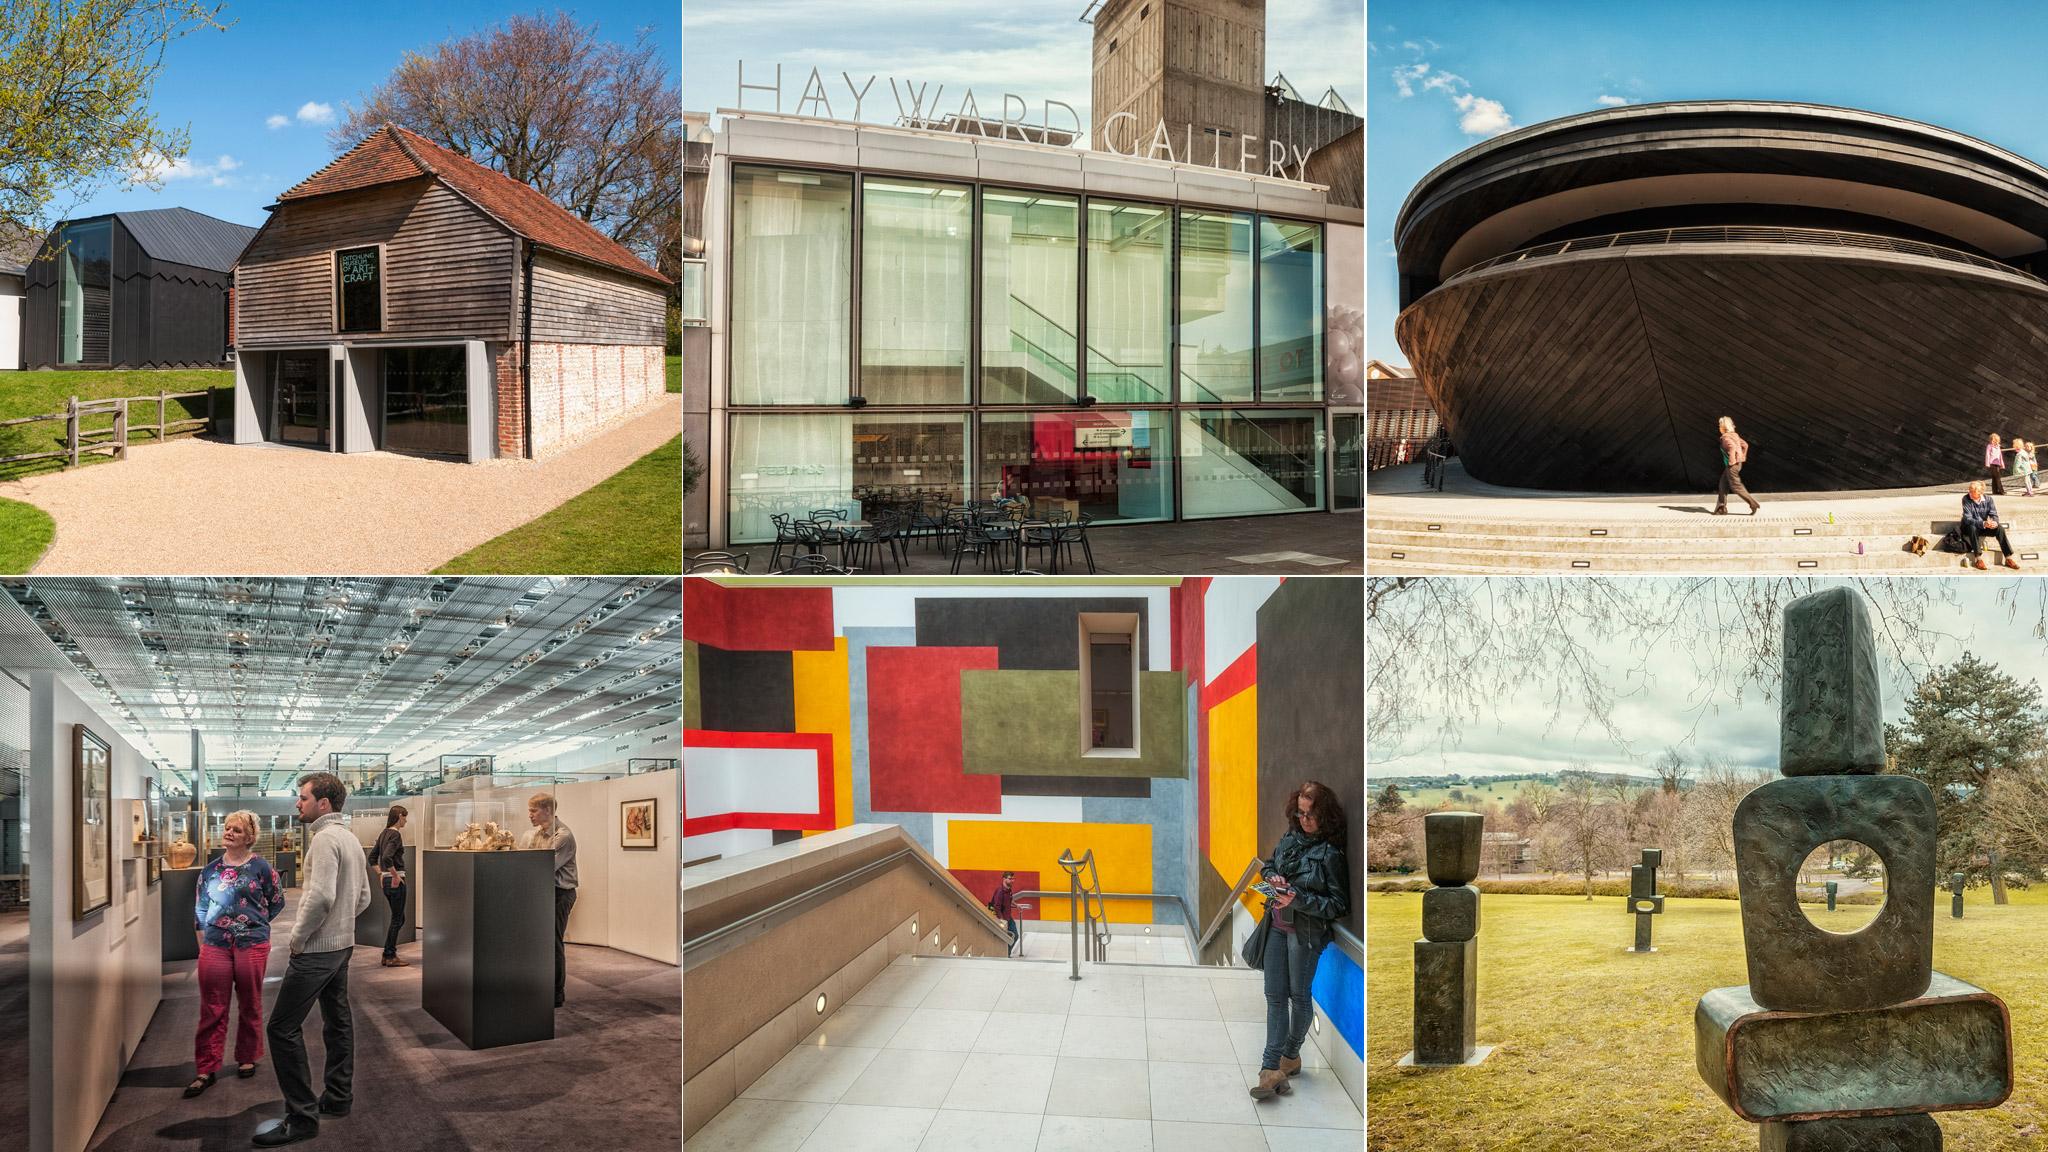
[1249,1067,1291,1099]
[382,956,409,967]
[1278,1055,1303,1077]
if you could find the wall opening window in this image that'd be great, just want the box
[1077,613,1140,754]
[58,220,112,364]
[680,260,708,326]
[336,246,382,333]
[731,166,852,404]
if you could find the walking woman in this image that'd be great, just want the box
[1249,781,1351,1100]
[1712,417,1760,515]
[186,809,286,1097]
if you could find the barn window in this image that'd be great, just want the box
[336,246,382,333]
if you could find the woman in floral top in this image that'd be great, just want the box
[186,809,286,1097]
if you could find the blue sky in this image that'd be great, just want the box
[1368,0,2048,365]
[59,1,679,229]
[683,0,1363,142]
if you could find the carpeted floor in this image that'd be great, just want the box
[0,908,27,1141]
[86,903,678,1151]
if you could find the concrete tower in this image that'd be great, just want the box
[1089,0,1266,165]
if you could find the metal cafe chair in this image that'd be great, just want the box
[1054,515,1097,574]
[768,514,806,570]
[772,553,852,575]
[685,552,750,575]
[1017,521,1060,574]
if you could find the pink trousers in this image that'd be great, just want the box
[195,940,270,1075]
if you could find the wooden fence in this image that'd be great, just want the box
[0,390,215,470]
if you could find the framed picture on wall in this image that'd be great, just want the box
[620,798,657,849]
[74,724,113,920]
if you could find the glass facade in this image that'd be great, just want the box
[979,410,1172,525]
[1085,200,1171,404]
[861,179,971,405]
[722,163,1335,539]
[728,412,968,544]
[730,166,852,404]
[982,190,1079,405]
[58,220,112,365]
[1258,218,1324,402]
[1178,210,1254,403]
[1179,409,1325,519]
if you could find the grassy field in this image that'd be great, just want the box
[0,497,55,572]
[666,354,680,393]
[1367,887,2045,1150]
[1390,782,1527,809]
[434,436,681,574]
[0,369,232,479]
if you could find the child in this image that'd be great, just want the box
[2018,438,2039,496]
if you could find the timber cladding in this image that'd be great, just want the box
[528,253,667,345]
[236,181,518,344]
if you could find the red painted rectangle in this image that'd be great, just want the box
[950,869,1043,922]
[684,581,836,651]
[866,646,1003,814]
[681,729,835,835]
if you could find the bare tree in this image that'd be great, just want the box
[334,12,680,271]
[1369,578,1962,763]
[1651,746,1692,795]
[1535,769,1625,900]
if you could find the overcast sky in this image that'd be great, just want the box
[682,0,1364,145]
[1371,580,2048,781]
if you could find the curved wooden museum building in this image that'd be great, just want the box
[1394,101,2048,491]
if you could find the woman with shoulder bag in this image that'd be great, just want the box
[1248,781,1351,1100]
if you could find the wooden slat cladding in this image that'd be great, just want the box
[1396,247,2048,492]
[526,252,666,345]
[237,180,516,344]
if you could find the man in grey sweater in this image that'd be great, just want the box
[254,772,372,1147]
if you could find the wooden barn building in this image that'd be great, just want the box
[22,208,254,369]
[232,124,670,462]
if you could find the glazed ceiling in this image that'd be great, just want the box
[0,577,680,788]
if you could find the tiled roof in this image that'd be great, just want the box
[277,124,668,285]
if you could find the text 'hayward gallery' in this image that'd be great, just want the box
[1395,101,2048,492]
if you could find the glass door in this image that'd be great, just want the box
[383,347,468,458]
[1331,409,1362,512]
[272,352,330,448]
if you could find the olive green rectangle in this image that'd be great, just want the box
[683,639,701,730]
[960,669,1185,778]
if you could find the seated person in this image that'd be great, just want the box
[1962,480,2022,570]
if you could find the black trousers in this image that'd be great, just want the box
[1716,464,1756,510]
[1987,466,2007,496]
[381,881,407,959]
[1964,520,2014,558]
[553,886,577,1005]
[266,947,353,1126]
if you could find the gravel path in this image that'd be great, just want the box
[9,394,680,574]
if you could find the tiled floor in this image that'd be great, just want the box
[1017,930,1191,965]
[689,955,1360,1152]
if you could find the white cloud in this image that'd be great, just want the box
[296,101,335,124]
[128,151,241,185]
[266,113,290,129]
[1453,92,1514,137]
[1597,94,1630,107]
[1389,46,1513,138]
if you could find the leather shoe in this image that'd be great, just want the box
[1248,1067,1292,1099]
[1278,1054,1303,1077]
[2005,557,2022,570]
[251,1118,317,1147]
[318,1099,350,1118]
[381,956,409,967]
[1974,557,1989,570]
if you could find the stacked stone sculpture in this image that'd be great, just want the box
[1950,872,1966,920]
[1694,588,2012,1151]
[1402,811,1491,1066]
[1627,847,1665,953]
[1825,880,1838,913]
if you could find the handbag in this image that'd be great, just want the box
[1240,908,1273,968]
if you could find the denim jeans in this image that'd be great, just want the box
[553,886,578,1005]
[1260,926,1321,1069]
[266,947,353,1125]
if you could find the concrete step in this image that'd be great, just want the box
[1369,527,2047,558]
[1369,514,2048,543]
[1368,541,2037,574]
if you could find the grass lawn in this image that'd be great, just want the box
[666,354,680,393]
[1368,887,2047,1150]
[0,497,55,573]
[434,435,681,574]
[0,368,232,479]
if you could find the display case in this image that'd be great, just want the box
[163,809,202,870]
[435,799,520,850]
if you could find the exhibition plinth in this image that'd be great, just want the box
[160,867,201,962]
[422,849,555,1049]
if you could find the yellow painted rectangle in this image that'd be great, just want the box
[792,637,852,834]
[948,819,1153,924]
[1206,685,1260,910]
